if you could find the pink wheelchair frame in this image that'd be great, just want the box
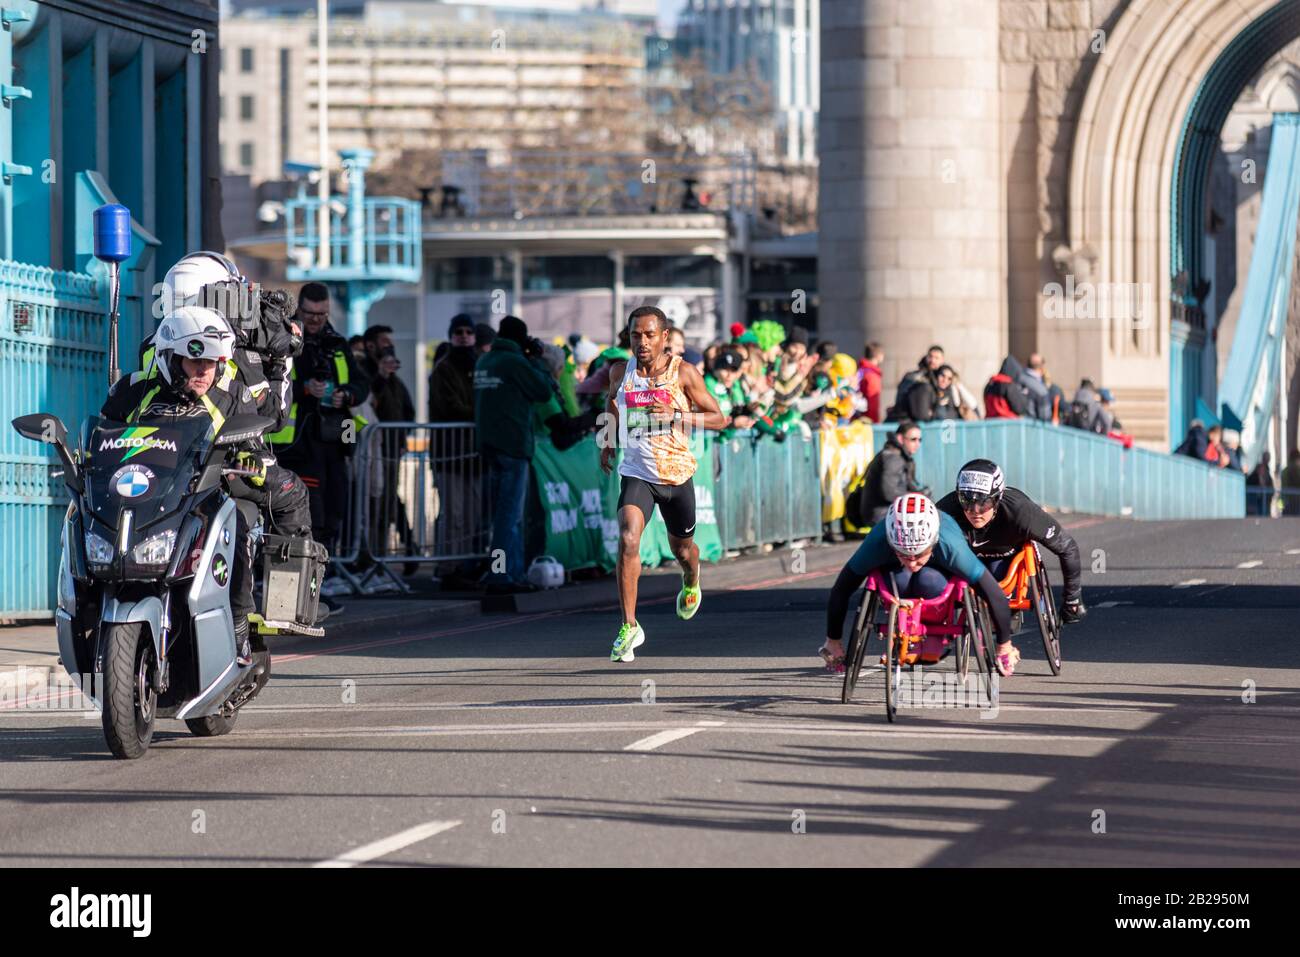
[841,568,998,720]
[863,570,967,663]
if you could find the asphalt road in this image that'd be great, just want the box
[1,516,1298,867]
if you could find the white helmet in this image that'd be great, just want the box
[154,306,234,391]
[162,251,243,309]
[884,493,941,557]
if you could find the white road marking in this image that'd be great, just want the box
[1095,601,1132,608]
[1286,549,1300,555]
[314,820,462,868]
[1173,579,1206,588]
[625,728,703,751]
[1236,560,1263,569]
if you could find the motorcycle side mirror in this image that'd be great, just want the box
[11,413,82,494]
[12,413,66,445]
[215,414,277,446]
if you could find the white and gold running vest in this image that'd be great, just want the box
[616,354,696,486]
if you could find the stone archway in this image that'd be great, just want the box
[1062,0,1300,446]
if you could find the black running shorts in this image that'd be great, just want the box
[618,476,697,539]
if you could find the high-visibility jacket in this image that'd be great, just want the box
[268,350,369,447]
[101,371,255,437]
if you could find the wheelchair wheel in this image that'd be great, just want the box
[975,599,1000,707]
[955,602,971,683]
[883,604,902,723]
[1030,565,1063,675]
[841,591,879,704]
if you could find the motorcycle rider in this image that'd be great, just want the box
[143,252,326,624]
[103,307,262,665]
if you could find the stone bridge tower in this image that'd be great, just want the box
[820,0,1300,448]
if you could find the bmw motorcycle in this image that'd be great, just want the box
[13,410,280,758]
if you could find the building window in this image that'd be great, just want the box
[240,95,254,121]
[429,257,511,292]
[240,48,254,73]
[625,256,721,289]
[240,142,254,168]
[523,256,613,291]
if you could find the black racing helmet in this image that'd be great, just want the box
[956,458,1005,510]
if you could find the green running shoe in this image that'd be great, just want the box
[677,578,702,620]
[610,622,645,662]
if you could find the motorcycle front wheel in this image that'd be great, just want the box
[101,622,157,759]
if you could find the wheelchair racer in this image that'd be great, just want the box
[820,492,1018,675]
[935,459,1087,626]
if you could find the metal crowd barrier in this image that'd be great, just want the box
[867,419,1246,520]
[338,421,490,594]
[714,430,824,550]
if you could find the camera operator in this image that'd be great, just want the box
[143,251,326,630]
[271,283,371,564]
[150,254,313,536]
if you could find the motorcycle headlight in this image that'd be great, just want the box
[132,529,177,566]
[84,530,115,565]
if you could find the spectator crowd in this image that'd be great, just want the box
[304,296,1291,598]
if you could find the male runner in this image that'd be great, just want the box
[600,307,728,662]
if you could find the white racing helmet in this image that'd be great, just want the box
[884,493,941,557]
[162,251,244,309]
[154,306,235,392]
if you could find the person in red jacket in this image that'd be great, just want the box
[984,356,1029,419]
[859,341,884,423]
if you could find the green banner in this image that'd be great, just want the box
[531,432,722,573]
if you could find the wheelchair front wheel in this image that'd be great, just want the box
[883,605,902,723]
[842,591,879,705]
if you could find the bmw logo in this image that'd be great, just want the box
[111,465,155,499]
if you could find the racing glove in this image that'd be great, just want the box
[233,451,267,487]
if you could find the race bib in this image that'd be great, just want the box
[625,388,673,435]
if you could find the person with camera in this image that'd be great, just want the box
[271,283,371,569]
[473,315,555,595]
[147,253,317,551]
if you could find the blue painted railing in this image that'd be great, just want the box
[1218,113,1300,467]
[285,196,422,283]
[870,420,1245,520]
[0,259,104,619]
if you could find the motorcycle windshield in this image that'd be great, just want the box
[82,415,216,533]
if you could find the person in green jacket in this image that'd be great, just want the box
[705,347,790,441]
[474,315,556,594]
[704,348,752,439]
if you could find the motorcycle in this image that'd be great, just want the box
[12,410,290,758]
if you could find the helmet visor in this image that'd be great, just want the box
[957,488,997,511]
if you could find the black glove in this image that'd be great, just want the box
[1061,598,1087,624]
